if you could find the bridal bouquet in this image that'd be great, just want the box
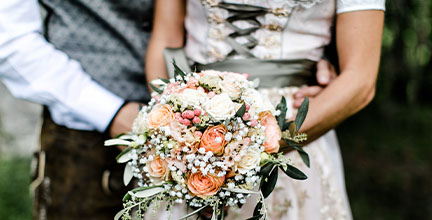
[105,63,310,220]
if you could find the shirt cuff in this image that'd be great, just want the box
[337,5,386,14]
[72,81,125,132]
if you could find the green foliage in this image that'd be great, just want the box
[0,157,32,220]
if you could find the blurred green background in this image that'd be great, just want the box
[337,1,432,219]
[0,1,431,219]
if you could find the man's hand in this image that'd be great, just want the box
[109,102,141,138]
[293,59,337,108]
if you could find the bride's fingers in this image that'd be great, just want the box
[316,59,337,86]
[293,86,323,108]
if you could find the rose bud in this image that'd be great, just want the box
[242,113,251,121]
[192,116,201,124]
[194,108,202,116]
[208,91,216,98]
[174,112,182,120]
[250,119,258,127]
[182,110,195,119]
[194,131,203,138]
[182,119,191,126]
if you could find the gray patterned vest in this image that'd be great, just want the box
[40,0,154,102]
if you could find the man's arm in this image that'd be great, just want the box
[0,0,132,134]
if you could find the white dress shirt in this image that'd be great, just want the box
[0,0,124,132]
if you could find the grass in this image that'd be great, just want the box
[0,157,32,220]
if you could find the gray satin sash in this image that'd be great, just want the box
[164,48,316,88]
[195,59,316,88]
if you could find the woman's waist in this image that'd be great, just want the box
[194,58,317,88]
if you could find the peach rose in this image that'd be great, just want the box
[169,121,196,144]
[200,125,227,155]
[146,155,169,180]
[146,104,174,128]
[259,111,282,153]
[187,171,225,198]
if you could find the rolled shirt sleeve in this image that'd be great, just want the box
[0,0,124,132]
[337,0,386,14]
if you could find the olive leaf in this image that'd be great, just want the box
[179,205,209,220]
[114,208,128,220]
[235,103,247,118]
[253,200,263,217]
[292,145,310,168]
[104,139,131,146]
[134,186,165,198]
[246,215,263,220]
[261,166,278,198]
[259,162,274,187]
[149,83,163,94]
[295,96,309,132]
[276,96,287,130]
[173,59,186,82]
[123,163,133,186]
[280,163,307,180]
[116,148,132,163]
[159,78,170,83]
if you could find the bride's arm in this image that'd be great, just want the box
[145,0,186,84]
[299,10,384,142]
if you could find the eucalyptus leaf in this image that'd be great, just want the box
[116,148,132,163]
[134,186,165,198]
[280,164,307,180]
[295,96,309,132]
[179,205,209,220]
[276,97,287,130]
[292,145,310,168]
[104,139,132,146]
[123,163,133,186]
[261,166,278,198]
[150,83,163,94]
[235,103,247,118]
[114,208,128,220]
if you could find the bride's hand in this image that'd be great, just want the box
[293,59,337,108]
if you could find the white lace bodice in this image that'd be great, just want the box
[184,0,385,64]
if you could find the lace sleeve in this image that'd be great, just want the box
[337,0,386,14]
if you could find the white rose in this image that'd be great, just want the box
[219,78,241,99]
[245,89,275,115]
[236,147,261,174]
[132,111,148,133]
[205,93,237,121]
[224,72,248,83]
[179,89,209,107]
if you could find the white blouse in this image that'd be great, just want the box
[184,0,385,64]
